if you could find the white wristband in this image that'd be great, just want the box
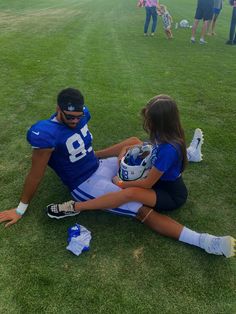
[16,202,28,216]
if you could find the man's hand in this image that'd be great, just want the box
[0,209,22,227]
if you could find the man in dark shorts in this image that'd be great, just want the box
[191,0,214,44]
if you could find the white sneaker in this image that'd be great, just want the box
[200,234,236,258]
[200,39,207,44]
[190,37,195,43]
[187,128,204,162]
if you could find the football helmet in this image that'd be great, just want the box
[119,144,153,181]
[179,19,190,28]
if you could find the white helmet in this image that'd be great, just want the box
[179,19,190,28]
[119,144,153,181]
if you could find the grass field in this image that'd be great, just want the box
[0,0,236,313]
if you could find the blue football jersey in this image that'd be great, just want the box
[27,107,99,190]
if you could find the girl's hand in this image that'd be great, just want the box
[112,176,123,188]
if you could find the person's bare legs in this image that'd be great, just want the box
[67,198,184,240]
[74,188,156,212]
[165,29,173,39]
[200,20,209,42]
[46,200,236,257]
[207,17,213,35]
[136,206,236,257]
[191,19,199,42]
[136,206,183,239]
[208,14,218,35]
[211,15,218,35]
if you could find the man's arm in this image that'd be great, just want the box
[95,137,142,159]
[0,148,53,227]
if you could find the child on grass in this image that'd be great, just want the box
[158,4,173,39]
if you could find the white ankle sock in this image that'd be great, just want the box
[179,227,201,247]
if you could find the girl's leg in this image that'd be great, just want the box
[136,206,236,257]
[74,187,156,212]
[164,29,169,38]
[46,198,236,257]
[165,29,172,39]
[136,206,183,239]
[207,15,215,34]
[211,14,218,34]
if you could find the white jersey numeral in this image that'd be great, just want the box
[66,126,92,162]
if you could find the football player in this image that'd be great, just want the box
[0,88,235,258]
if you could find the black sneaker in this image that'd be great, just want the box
[46,200,79,219]
[226,40,233,45]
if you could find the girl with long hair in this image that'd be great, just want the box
[69,94,189,213]
[47,95,236,258]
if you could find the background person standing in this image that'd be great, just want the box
[138,0,160,36]
[190,0,214,44]
[226,0,236,44]
[208,0,223,35]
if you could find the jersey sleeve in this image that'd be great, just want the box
[27,124,56,149]
[152,144,178,173]
[83,106,91,122]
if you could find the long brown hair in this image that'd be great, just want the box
[141,94,187,171]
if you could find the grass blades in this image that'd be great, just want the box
[0,0,236,313]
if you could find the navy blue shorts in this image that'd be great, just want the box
[195,0,214,21]
[213,7,221,15]
[152,176,188,212]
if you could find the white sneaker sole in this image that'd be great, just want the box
[221,236,236,258]
[47,212,80,219]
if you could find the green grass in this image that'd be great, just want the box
[0,0,236,313]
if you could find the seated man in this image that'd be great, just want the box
[1,88,234,258]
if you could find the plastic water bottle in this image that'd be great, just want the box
[68,224,81,242]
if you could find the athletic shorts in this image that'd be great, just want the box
[213,7,221,14]
[71,157,142,217]
[195,0,214,20]
[152,176,188,212]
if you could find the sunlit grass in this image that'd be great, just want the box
[0,0,235,313]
